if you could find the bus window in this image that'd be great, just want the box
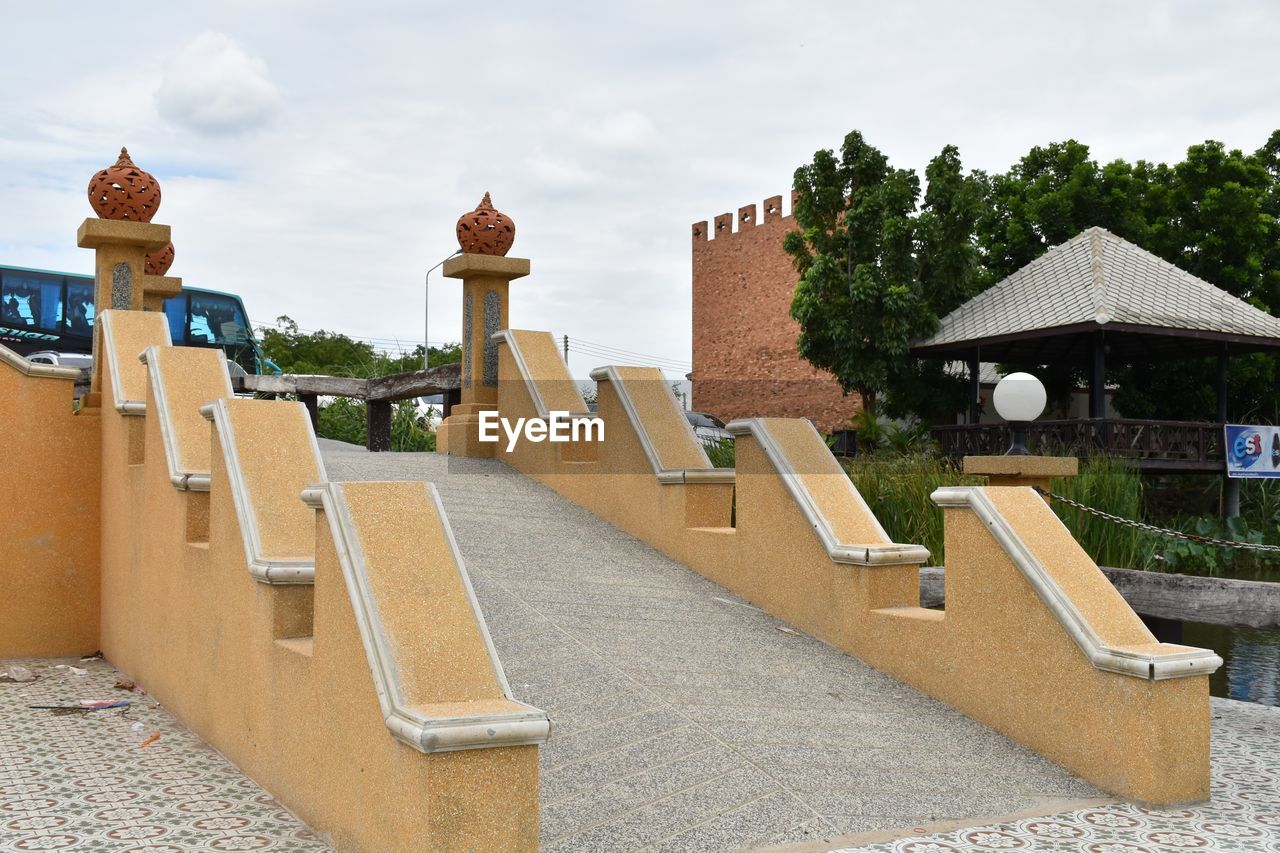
[1,272,62,329]
[65,281,94,336]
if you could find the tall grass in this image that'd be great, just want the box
[841,454,979,564]
[702,436,1224,574]
[1048,456,1154,569]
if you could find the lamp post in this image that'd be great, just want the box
[993,372,1046,456]
[424,249,463,370]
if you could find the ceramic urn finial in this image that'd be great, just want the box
[88,147,162,222]
[145,241,175,276]
[455,192,515,256]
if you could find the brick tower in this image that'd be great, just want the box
[690,194,860,432]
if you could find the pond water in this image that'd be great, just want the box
[1183,622,1280,706]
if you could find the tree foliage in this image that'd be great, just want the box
[785,133,982,419]
[258,315,460,377]
[787,130,1280,423]
[256,316,461,451]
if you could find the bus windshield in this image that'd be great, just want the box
[164,291,251,348]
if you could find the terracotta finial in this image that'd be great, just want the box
[456,192,515,256]
[145,241,175,276]
[88,147,162,222]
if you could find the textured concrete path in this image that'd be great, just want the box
[321,446,1107,851]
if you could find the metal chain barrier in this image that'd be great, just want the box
[1032,486,1280,553]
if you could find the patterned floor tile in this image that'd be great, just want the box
[0,657,331,852]
[832,698,1280,853]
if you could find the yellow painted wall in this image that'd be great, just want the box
[89,331,541,850]
[0,349,100,656]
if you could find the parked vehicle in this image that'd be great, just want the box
[24,350,93,369]
[685,411,732,447]
[0,264,278,375]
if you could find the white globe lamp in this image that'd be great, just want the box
[993,372,1046,456]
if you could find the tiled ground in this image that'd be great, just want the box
[832,698,1280,853]
[0,657,329,852]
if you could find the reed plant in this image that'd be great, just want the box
[841,453,979,564]
[1048,456,1155,569]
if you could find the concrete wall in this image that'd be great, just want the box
[0,346,100,657]
[691,195,861,432]
[495,328,1220,805]
[0,298,547,851]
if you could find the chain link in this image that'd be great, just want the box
[1032,486,1280,553]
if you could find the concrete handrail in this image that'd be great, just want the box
[932,486,1222,680]
[0,342,82,380]
[492,329,593,421]
[100,309,172,415]
[728,417,929,567]
[300,481,551,753]
[589,364,733,483]
[201,398,325,584]
[141,346,233,492]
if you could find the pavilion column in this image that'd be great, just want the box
[1216,350,1229,423]
[1090,333,1106,419]
[1219,348,1240,519]
[967,353,980,424]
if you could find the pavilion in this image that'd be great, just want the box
[911,227,1280,485]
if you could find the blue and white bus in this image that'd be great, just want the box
[0,264,276,375]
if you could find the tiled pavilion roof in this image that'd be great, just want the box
[913,227,1280,363]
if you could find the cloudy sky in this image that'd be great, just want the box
[1,1,1277,380]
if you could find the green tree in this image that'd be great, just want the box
[260,316,459,377]
[888,145,985,422]
[256,316,461,450]
[785,132,981,421]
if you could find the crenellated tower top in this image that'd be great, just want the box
[692,192,799,243]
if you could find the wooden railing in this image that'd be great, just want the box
[931,418,1225,472]
[231,361,460,451]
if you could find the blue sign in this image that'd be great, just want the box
[1225,424,1280,478]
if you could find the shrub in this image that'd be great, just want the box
[316,398,435,452]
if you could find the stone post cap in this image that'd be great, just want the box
[77,217,171,251]
[963,455,1079,478]
[142,275,183,299]
[443,253,529,281]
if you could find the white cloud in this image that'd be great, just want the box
[155,32,280,135]
[3,2,1280,379]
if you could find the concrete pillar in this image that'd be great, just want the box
[76,218,172,402]
[436,254,529,456]
[1217,350,1240,519]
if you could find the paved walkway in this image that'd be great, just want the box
[323,448,1108,850]
[4,444,1275,851]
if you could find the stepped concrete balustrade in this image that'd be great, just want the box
[0,212,547,850]
[491,325,1221,805]
[0,344,100,656]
